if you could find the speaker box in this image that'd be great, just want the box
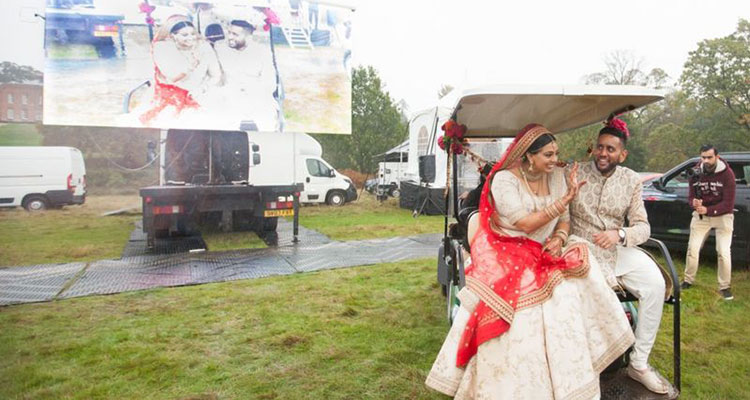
[418,155,436,183]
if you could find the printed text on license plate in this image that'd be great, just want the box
[264,209,294,217]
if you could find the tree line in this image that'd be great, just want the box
[558,19,750,172]
[329,18,749,175]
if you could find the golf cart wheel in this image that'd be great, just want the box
[23,195,49,212]
[326,191,346,206]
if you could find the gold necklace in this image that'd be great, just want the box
[519,168,547,213]
[521,162,544,182]
[520,168,546,195]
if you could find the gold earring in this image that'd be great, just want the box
[528,159,534,173]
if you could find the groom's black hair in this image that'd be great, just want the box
[598,127,628,147]
[230,20,255,34]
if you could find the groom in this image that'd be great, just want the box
[567,119,669,394]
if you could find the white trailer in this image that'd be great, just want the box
[370,140,408,197]
[0,146,87,211]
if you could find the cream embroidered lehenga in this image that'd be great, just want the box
[425,126,634,400]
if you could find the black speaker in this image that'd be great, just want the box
[418,155,436,183]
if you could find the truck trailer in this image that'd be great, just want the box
[139,129,355,248]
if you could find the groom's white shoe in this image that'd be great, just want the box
[627,365,669,394]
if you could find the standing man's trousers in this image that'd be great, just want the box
[684,212,734,290]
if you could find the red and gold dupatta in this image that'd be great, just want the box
[455,124,590,367]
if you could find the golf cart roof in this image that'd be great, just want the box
[453,85,666,138]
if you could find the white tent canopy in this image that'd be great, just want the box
[374,140,409,160]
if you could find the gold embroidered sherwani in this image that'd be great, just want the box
[568,162,650,287]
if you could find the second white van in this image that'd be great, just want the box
[0,146,87,211]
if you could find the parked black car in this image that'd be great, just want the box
[643,152,750,264]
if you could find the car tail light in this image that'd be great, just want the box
[67,173,75,193]
[152,205,184,215]
[266,201,294,210]
[94,25,119,33]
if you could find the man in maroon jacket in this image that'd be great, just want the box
[682,144,736,300]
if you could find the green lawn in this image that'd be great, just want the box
[0,196,140,266]
[201,230,266,252]
[0,193,439,266]
[0,123,42,146]
[0,259,448,400]
[0,256,748,399]
[655,261,750,399]
[297,192,444,240]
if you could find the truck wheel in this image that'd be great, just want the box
[390,187,400,197]
[263,217,278,232]
[94,38,116,58]
[326,191,346,206]
[23,195,49,212]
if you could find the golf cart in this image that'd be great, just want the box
[435,85,681,399]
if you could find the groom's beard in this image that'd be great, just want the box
[595,158,619,176]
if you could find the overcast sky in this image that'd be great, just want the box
[3,0,749,115]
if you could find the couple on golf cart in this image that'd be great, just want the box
[426,119,671,399]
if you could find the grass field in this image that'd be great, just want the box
[0,256,748,399]
[0,196,140,266]
[0,193,440,266]
[0,124,42,146]
[297,192,444,241]
[201,230,267,252]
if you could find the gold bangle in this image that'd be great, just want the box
[545,203,561,220]
[555,199,566,214]
[553,230,568,245]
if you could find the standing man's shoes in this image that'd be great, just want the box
[680,281,692,290]
[720,288,734,300]
[627,365,669,394]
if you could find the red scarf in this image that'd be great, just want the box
[455,124,589,367]
[139,68,200,126]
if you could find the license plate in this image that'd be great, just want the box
[264,209,294,217]
[93,31,118,37]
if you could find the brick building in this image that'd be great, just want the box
[0,83,43,123]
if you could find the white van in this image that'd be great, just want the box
[243,132,357,206]
[0,146,87,211]
[296,154,356,205]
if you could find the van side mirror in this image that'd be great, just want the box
[253,153,261,165]
[328,170,335,178]
[252,144,260,152]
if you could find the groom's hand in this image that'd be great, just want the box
[593,230,619,249]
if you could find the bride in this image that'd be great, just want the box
[425,123,635,399]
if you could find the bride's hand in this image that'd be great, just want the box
[563,162,587,203]
[543,236,563,257]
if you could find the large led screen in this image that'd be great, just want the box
[43,0,353,133]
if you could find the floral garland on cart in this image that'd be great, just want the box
[438,119,491,195]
